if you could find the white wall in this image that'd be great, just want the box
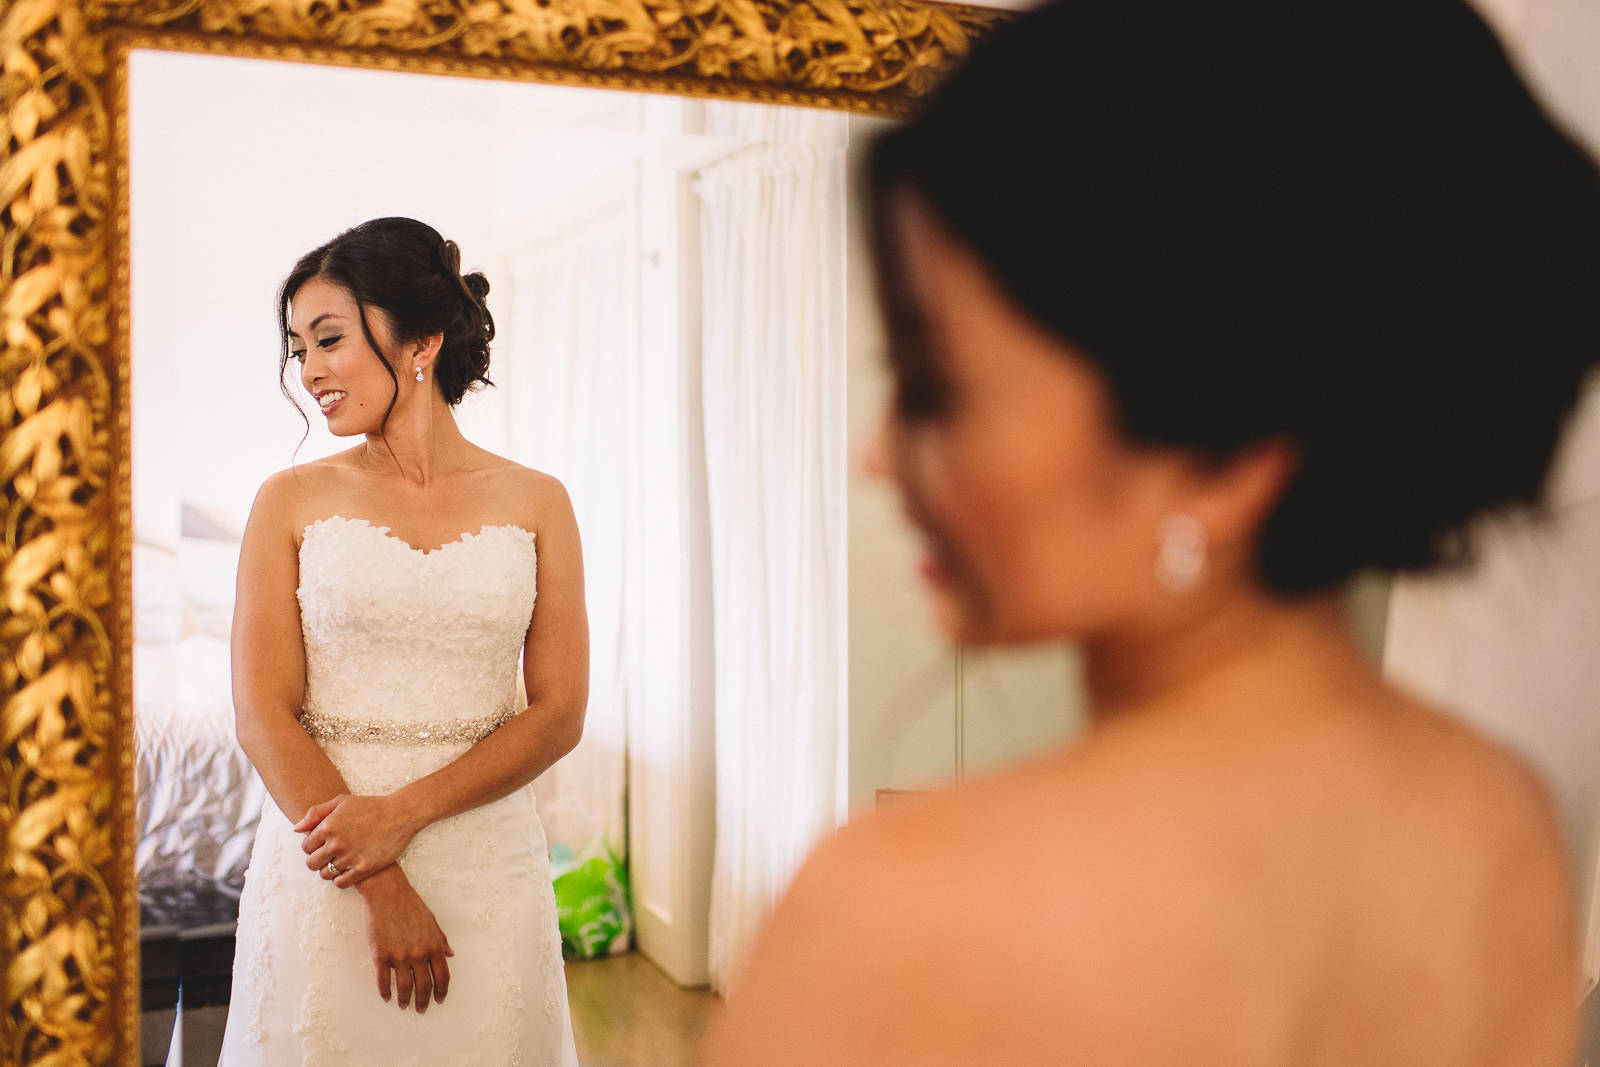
[1468,0,1600,153]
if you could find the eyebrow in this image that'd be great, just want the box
[286,312,345,340]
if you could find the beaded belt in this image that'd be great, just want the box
[298,706,518,746]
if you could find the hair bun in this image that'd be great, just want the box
[426,233,495,389]
[438,242,492,341]
[438,239,463,276]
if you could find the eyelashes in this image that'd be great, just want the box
[289,334,344,363]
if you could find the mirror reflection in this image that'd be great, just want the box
[130,50,877,1065]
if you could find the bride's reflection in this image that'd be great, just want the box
[130,50,854,1065]
[227,214,585,1061]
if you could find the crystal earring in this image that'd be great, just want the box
[414,366,424,383]
[1155,513,1207,592]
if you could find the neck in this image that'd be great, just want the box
[1081,585,1377,724]
[359,391,469,486]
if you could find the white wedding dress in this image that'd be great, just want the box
[218,515,579,1066]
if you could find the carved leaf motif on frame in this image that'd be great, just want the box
[95,0,1008,104]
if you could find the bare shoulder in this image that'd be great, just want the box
[701,796,966,1064]
[248,457,361,541]
[473,459,574,533]
[1389,696,1575,950]
[249,464,331,534]
[703,756,1175,1065]
[1369,694,1578,1057]
[1376,692,1571,897]
[497,461,570,505]
[1393,692,1561,822]
[706,698,1579,1064]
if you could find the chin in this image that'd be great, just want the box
[929,587,1003,646]
[932,587,1081,647]
[324,415,375,438]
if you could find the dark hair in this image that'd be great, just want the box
[277,216,495,436]
[870,0,1600,594]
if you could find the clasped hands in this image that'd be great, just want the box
[295,793,421,890]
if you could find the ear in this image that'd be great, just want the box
[1184,437,1301,552]
[412,332,444,371]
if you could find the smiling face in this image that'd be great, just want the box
[287,276,403,436]
[870,193,1219,646]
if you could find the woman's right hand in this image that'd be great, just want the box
[356,866,454,1012]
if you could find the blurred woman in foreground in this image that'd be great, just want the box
[705,0,1600,1062]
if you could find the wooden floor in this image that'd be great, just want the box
[143,950,717,1065]
[568,952,719,1066]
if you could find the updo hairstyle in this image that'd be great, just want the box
[869,0,1600,595]
[277,216,495,428]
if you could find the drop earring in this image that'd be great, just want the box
[1155,513,1207,592]
[414,366,424,383]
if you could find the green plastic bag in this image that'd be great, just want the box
[548,812,632,959]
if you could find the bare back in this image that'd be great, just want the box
[706,684,1578,1065]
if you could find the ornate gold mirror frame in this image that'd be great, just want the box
[0,0,1005,1060]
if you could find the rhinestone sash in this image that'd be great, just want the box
[298,706,518,746]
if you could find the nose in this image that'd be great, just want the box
[299,348,324,389]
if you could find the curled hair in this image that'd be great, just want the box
[277,217,495,439]
[870,0,1600,594]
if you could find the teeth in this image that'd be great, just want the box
[318,391,346,410]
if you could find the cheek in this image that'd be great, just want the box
[899,419,1059,593]
[909,414,1151,635]
[340,353,388,404]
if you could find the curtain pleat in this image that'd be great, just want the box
[506,220,635,957]
[696,106,849,992]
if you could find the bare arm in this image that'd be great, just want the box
[233,470,453,1011]
[298,477,589,884]
[231,470,352,828]
[232,473,421,917]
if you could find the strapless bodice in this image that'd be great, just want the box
[295,516,537,744]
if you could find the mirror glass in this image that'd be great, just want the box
[129,48,877,1066]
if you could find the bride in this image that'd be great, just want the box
[218,216,586,1065]
[706,0,1595,1062]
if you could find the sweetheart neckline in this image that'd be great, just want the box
[301,514,536,557]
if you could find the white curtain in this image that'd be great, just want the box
[697,105,850,991]
[503,214,636,952]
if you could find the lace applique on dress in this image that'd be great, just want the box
[217,515,578,1066]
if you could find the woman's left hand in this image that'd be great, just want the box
[296,794,420,889]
